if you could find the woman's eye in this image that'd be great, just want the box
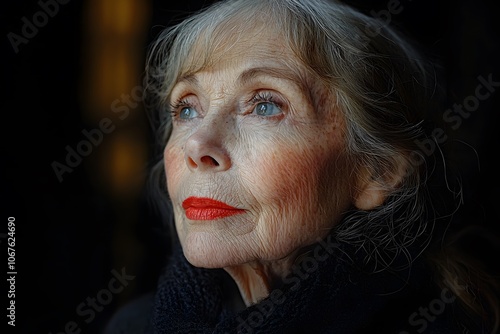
[179,107,199,119]
[253,102,282,116]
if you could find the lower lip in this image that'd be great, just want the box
[182,197,245,221]
[184,207,244,220]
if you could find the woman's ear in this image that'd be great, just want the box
[353,156,409,210]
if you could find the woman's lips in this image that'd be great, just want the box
[182,197,245,220]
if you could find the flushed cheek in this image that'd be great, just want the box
[164,142,192,248]
[248,147,316,206]
[246,143,349,255]
[245,125,346,206]
[164,142,185,199]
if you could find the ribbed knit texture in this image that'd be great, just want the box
[148,231,468,334]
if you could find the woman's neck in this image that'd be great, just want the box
[223,253,299,306]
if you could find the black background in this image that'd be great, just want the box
[1,0,499,333]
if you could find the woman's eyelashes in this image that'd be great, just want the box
[249,91,283,117]
[169,91,285,122]
[169,98,199,120]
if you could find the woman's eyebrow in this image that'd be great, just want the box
[238,66,308,91]
[174,66,311,98]
[175,73,201,89]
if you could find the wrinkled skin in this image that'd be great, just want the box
[164,31,381,305]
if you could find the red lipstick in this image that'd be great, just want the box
[182,197,245,220]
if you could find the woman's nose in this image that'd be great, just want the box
[184,129,231,172]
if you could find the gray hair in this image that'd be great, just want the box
[144,0,449,272]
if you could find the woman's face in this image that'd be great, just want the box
[164,31,359,268]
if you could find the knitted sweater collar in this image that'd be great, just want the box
[149,230,440,334]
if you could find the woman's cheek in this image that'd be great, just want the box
[248,153,323,260]
[247,136,351,245]
[164,142,185,198]
[253,139,318,191]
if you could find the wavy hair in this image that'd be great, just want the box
[145,0,446,269]
[143,1,500,331]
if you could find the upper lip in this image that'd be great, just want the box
[182,197,242,210]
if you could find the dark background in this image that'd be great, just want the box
[1,0,499,333]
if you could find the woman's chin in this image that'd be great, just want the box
[181,232,250,269]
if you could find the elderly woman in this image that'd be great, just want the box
[106,0,499,333]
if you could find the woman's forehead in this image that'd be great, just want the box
[178,19,296,74]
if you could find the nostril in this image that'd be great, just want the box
[187,157,197,168]
[200,156,219,167]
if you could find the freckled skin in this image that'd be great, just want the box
[164,32,362,305]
